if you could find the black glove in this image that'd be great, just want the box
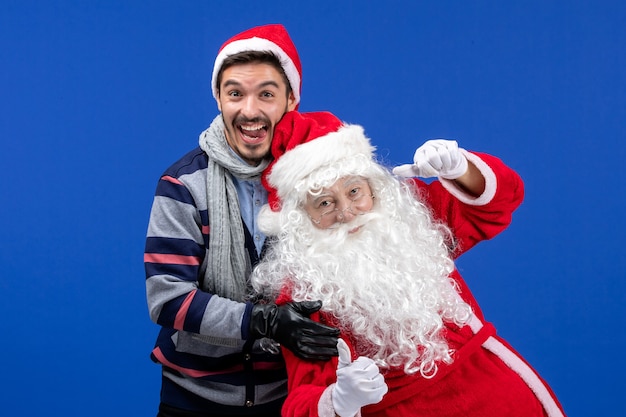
[249,300,340,361]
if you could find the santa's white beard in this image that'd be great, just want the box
[252,185,472,377]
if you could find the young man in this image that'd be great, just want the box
[144,25,339,417]
[251,111,566,416]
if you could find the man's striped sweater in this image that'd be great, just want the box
[144,145,286,414]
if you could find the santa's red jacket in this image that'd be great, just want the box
[276,152,566,417]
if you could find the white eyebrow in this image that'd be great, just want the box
[309,192,333,206]
[341,177,367,188]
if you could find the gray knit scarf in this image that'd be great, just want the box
[198,115,270,301]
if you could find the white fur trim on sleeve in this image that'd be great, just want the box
[318,384,363,417]
[439,150,497,206]
[317,385,336,417]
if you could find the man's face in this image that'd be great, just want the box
[216,62,297,166]
[303,176,375,231]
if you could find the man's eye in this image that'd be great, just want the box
[228,91,241,97]
[262,91,274,98]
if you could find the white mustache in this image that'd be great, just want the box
[308,212,383,249]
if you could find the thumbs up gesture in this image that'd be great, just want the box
[332,339,387,417]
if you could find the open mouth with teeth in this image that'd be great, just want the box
[239,123,268,145]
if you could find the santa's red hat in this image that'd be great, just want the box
[260,111,375,234]
[211,24,302,107]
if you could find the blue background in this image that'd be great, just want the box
[1,1,624,415]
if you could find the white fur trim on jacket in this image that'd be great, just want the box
[439,150,497,206]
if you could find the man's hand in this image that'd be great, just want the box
[332,339,387,417]
[393,139,468,180]
[249,300,340,361]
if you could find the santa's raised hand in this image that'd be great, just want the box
[332,339,387,417]
[393,139,468,180]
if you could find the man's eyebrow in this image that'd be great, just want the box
[258,80,281,89]
[221,80,281,89]
[222,80,242,88]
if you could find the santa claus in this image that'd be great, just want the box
[250,111,565,417]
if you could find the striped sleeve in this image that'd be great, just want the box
[144,148,252,343]
[145,163,211,332]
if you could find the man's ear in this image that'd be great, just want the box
[287,91,297,111]
[216,94,222,112]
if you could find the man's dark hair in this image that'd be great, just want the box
[215,51,293,98]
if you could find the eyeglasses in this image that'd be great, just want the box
[307,189,375,228]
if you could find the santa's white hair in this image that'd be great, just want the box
[251,151,472,378]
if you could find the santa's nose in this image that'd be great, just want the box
[336,204,357,223]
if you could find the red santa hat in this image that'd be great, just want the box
[260,111,376,234]
[211,24,302,107]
